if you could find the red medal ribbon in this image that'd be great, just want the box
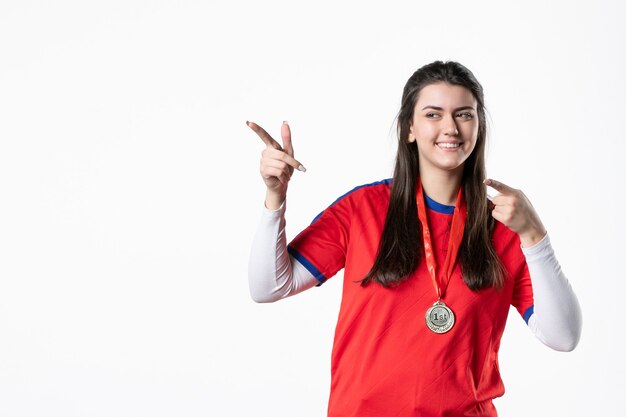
[416,181,467,300]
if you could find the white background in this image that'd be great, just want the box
[0,0,624,416]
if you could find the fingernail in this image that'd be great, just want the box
[283,120,288,125]
[484,179,491,185]
[298,164,306,172]
[246,120,251,126]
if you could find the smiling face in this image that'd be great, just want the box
[408,82,479,177]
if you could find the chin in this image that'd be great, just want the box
[437,158,467,170]
[435,158,467,171]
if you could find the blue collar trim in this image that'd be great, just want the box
[425,194,455,214]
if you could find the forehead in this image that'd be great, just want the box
[415,82,477,109]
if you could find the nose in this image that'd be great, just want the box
[443,115,459,136]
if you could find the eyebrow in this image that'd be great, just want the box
[421,105,476,112]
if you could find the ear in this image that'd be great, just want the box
[407,124,416,143]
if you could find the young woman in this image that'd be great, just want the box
[247,61,582,417]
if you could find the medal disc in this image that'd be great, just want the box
[425,301,455,334]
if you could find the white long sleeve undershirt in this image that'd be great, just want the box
[248,200,582,352]
[248,201,319,303]
[522,235,582,351]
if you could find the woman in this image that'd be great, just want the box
[247,61,582,417]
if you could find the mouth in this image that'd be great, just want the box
[436,142,463,149]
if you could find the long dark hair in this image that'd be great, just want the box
[361,61,504,290]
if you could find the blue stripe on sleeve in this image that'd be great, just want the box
[523,305,534,324]
[287,245,327,286]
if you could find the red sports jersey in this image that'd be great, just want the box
[288,179,534,417]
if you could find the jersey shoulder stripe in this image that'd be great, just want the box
[310,178,392,224]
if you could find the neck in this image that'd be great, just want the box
[419,168,463,206]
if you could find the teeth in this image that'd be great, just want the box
[437,143,460,148]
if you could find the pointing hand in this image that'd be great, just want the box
[247,121,306,209]
[484,178,547,247]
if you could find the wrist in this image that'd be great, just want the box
[519,227,547,248]
[265,189,286,211]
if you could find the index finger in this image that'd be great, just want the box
[246,121,282,150]
[484,178,515,194]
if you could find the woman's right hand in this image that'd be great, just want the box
[247,121,306,210]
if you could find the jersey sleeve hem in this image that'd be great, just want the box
[523,305,534,324]
[287,245,327,286]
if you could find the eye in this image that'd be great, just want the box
[456,112,474,120]
[426,112,441,119]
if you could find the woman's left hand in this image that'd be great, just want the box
[484,178,547,247]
